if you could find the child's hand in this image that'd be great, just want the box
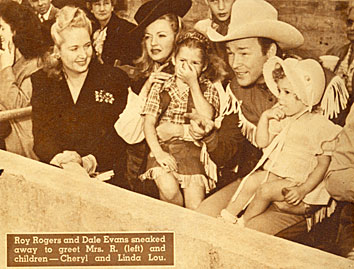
[282,186,306,205]
[154,150,177,172]
[263,105,285,121]
[176,62,198,87]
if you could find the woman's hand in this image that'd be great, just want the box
[282,186,306,205]
[176,62,198,87]
[140,63,172,97]
[154,150,177,172]
[156,122,184,142]
[0,39,15,70]
[55,150,83,167]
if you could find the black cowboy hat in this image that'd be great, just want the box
[129,0,192,37]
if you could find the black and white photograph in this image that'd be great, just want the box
[0,0,353,268]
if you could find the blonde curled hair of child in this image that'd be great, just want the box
[43,6,92,80]
[175,30,228,82]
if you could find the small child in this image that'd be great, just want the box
[219,56,342,226]
[140,30,225,209]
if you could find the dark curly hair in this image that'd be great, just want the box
[272,63,286,82]
[0,0,48,59]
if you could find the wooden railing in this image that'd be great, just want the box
[0,107,31,122]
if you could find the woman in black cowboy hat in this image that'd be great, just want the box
[115,0,192,195]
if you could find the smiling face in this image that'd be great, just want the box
[0,17,13,47]
[207,0,235,22]
[174,46,205,77]
[226,37,269,86]
[276,77,307,116]
[28,0,52,15]
[57,27,93,76]
[90,0,113,27]
[144,19,176,63]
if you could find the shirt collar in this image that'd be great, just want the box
[39,5,53,21]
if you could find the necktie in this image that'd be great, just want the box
[39,15,44,22]
[211,15,231,36]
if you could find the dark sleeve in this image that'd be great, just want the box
[203,113,246,166]
[31,72,62,163]
[119,20,142,65]
[0,117,11,140]
[111,67,130,116]
[109,19,142,66]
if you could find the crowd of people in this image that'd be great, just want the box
[0,0,353,260]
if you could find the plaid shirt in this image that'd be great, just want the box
[142,76,219,124]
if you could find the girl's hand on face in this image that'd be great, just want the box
[0,39,15,69]
[154,150,177,172]
[283,186,306,205]
[263,105,285,121]
[177,62,198,87]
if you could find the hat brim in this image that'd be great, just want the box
[263,57,304,100]
[129,0,191,38]
[207,20,304,50]
[264,56,325,107]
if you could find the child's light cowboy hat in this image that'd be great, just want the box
[207,0,304,49]
[263,56,326,109]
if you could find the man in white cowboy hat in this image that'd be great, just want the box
[192,0,309,236]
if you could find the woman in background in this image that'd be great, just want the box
[87,0,140,66]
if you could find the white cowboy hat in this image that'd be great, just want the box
[207,0,304,49]
[263,56,326,109]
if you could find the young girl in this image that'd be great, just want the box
[219,56,342,226]
[140,30,225,209]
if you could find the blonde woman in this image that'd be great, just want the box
[31,6,130,186]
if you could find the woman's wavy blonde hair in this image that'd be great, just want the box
[43,6,92,80]
[134,13,184,78]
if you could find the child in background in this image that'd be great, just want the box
[140,30,225,209]
[194,0,235,83]
[194,0,235,36]
[219,56,342,226]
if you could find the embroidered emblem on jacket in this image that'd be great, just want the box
[95,90,115,104]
